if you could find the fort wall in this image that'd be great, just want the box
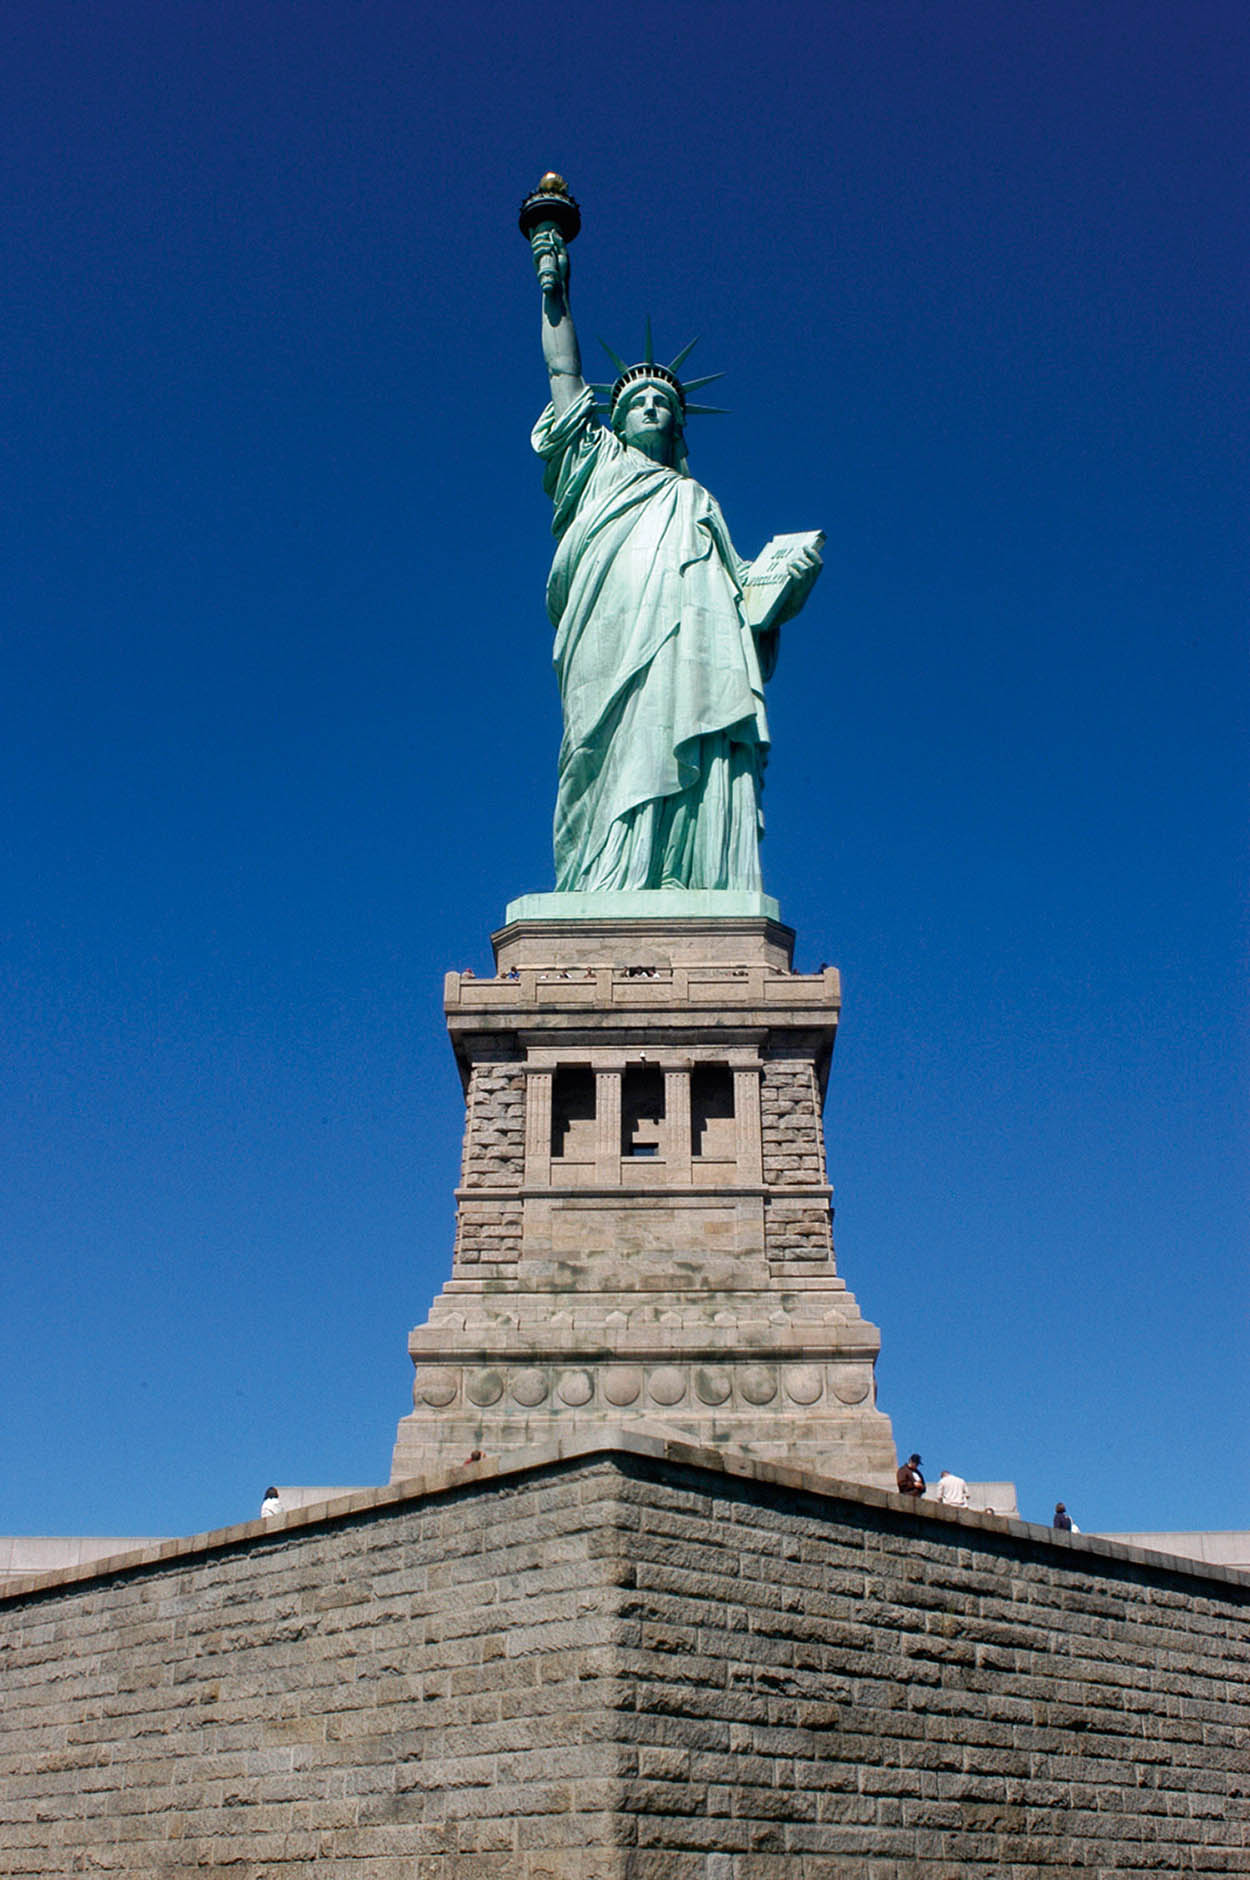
[1,1432,1246,1877]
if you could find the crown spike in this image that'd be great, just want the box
[668,337,701,372]
[643,316,654,365]
[684,404,729,416]
[597,338,630,375]
[681,372,726,394]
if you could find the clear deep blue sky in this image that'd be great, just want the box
[3,2,1246,1541]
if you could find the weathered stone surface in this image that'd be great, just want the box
[760,1059,827,1187]
[395,919,896,1487]
[1,1434,1247,1876]
[460,1062,527,1191]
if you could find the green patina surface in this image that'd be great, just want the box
[525,180,822,896]
[503,888,782,925]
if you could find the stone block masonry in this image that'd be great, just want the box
[1,1431,1247,1876]
[760,1058,828,1186]
[0,1458,628,1879]
[460,1057,526,1190]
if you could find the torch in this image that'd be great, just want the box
[518,173,581,291]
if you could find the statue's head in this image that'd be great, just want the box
[596,335,725,476]
[612,374,687,469]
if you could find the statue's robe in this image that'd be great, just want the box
[534,387,775,892]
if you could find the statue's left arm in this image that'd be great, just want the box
[729,530,824,683]
[768,540,823,629]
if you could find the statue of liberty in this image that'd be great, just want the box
[522,176,823,894]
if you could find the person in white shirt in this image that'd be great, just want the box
[260,1486,283,1519]
[937,1469,970,1508]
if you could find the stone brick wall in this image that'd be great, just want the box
[460,1055,526,1189]
[2,1436,1247,1877]
[608,1450,1250,1876]
[761,1059,833,1262]
[453,1050,525,1265]
[764,1196,833,1262]
[760,1060,827,1186]
[452,1196,523,1267]
[0,1465,626,1880]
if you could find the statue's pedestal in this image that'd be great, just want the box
[391,904,897,1488]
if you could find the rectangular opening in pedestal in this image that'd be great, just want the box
[551,1066,595,1161]
[622,1064,665,1159]
[692,1063,735,1160]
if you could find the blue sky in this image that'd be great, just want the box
[3,1,1246,1542]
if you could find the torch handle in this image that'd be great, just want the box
[529,220,564,295]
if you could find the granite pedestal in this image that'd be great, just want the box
[392,903,897,1487]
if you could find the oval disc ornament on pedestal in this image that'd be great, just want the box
[695,1368,732,1406]
[648,1366,687,1406]
[603,1366,642,1406]
[466,1369,503,1407]
[783,1365,824,1405]
[740,1365,779,1405]
[832,1367,872,1406]
[414,1368,458,1408]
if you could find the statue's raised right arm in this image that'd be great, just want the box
[529,225,585,419]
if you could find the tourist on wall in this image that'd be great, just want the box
[897,1454,925,1497]
[937,1469,970,1507]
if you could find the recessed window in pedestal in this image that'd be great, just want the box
[692,1064,735,1160]
[621,1064,665,1159]
[551,1065,595,1161]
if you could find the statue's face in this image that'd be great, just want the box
[617,384,681,461]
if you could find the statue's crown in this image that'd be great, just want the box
[610,361,687,414]
[592,324,727,423]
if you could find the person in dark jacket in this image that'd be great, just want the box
[897,1454,925,1497]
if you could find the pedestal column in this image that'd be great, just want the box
[665,1066,692,1186]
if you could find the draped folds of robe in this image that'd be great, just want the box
[534,387,776,892]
